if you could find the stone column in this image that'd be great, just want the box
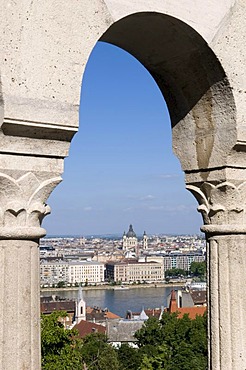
[0,170,62,370]
[187,178,246,370]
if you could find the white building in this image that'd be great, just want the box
[106,260,164,283]
[122,225,148,253]
[123,224,138,251]
[68,261,105,284]
[40,260,105,286]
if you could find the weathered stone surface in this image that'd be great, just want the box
[0,172,61,239]
[207,235,246,370]
[186,171,246,369]
[1,1,246,369]
[0,240,41,370]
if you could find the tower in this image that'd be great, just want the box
[143,231,148,250]
[75,285,86,324]
[122,231,127,251]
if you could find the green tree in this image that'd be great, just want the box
[139,344,171,370]
[41,312,120,370]
[118,343,142,370]
[57,281,66,288]
[134,316,163,348]
[165,268,187,278]
[135,312,207,370]
[190,261,206,278]
[41,311,82,370]
[80,333,119,370]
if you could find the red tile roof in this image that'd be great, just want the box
[41,301,75,314]
[175,306,207,319]
[74,320,106,338]
[104,311,121,319]
[168,289,206,319]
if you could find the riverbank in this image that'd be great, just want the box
[40,281,185,293]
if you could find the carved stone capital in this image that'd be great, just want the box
[0,172,61,240]
[187,181,246,235]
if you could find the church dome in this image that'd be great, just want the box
[126,224,136,238]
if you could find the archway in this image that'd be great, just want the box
[1,3,245,369]
[99,12,236,174]
[78,12,241,370]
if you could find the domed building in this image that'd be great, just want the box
[123,224,137,252]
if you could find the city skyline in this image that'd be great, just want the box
[43,41,202,236]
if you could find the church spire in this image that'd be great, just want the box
[75,284,86,324]
[78,284,83,302]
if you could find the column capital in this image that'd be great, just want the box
[187,180,246,235]
[0,172,61,240]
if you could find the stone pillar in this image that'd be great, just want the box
[187,178,246,369]
[0,170,62,370]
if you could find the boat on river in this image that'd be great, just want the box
[113,285,129,291]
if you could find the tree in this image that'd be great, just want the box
[57,281,66,288]
[41,310,207,370]
[80,333,119,370]
[41,312,119,370]
[41,311,82,370]
[118,343,142,370]
[134,316,163,348]
[190,262,206,278]
[135,311,207,370]
[165,268,187,278]
[139,344,171,370]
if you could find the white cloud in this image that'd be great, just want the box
[122,208,134,213]
[159,174,181,179]
[148,204,196,212]
[140,194,155,201]
[148,205,165,211]
[126,194,155,201]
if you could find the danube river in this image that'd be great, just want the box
[41,286,179,317]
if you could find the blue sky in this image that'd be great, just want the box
[43,41,202,236]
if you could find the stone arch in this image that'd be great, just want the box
[80,12,245,370]
[92,12,236,175]
[1,2,246,369]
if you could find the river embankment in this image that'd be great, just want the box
[40,281,185,293]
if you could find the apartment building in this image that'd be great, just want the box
[40,260,69,286]
[105,260,164,283]
[163,252,205,272]
[40,260,105,286]
[68,261,104,284]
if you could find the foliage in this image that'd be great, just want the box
[80,333,119,370]
[135,311,207,370]
[164,268,187,278]
[57,281,66,288]
[139,344,171,370]
[41,310,207,370]
[190,262,206,278]
[41,312,119,370]
[41,311,82,370]
[118,343,142,370]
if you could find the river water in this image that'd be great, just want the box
[41,286,177,317]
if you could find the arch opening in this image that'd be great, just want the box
[99,12,236,174]
[54,40,202,236]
